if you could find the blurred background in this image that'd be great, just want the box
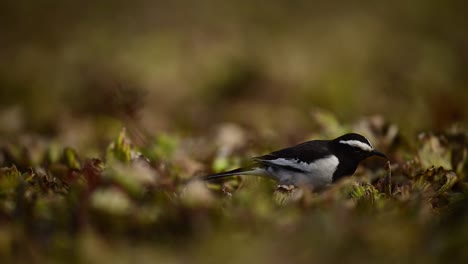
[1,1,468,263]
[1,0,467,150]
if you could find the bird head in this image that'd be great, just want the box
[332,133,387,161]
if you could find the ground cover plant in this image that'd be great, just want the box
[0,116,467,263]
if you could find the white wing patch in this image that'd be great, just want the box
[267,156,339,174]
[265,155,339,186]
[265,158,313,171]
[339,140,373,152]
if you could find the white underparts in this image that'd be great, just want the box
[265,155,339,186]
[339,140,373,152]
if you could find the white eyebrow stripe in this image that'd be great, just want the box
[339,140,373,152]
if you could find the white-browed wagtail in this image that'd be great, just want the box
[203,133,387,188]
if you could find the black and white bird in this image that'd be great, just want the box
[202,133,387,189]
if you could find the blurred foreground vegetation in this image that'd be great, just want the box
[0,119,467,263]
[1,0,468,263]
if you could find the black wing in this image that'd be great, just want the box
[253,140,331,170]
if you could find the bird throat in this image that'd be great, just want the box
[332,159,359,182]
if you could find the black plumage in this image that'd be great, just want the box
[202,133,387,188]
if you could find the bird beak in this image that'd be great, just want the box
[372,150,387,159]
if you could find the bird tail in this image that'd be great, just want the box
[201,167,265,181]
